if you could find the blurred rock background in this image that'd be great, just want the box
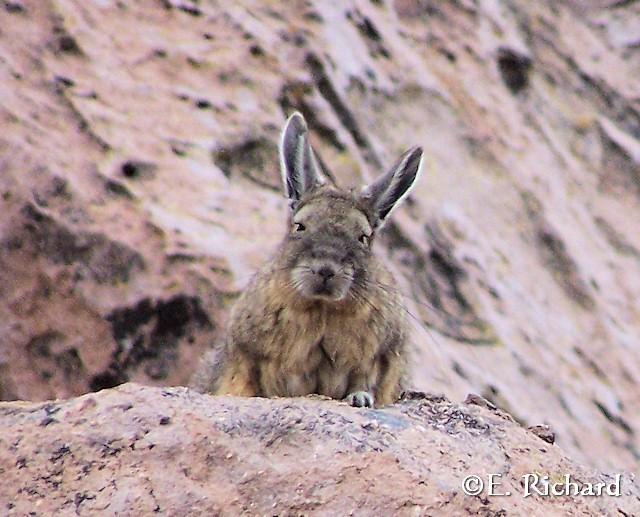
[0,0,638,472]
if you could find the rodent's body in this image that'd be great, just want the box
[191,112,422,408]
[198,254,406,406]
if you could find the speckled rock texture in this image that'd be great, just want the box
[1,384,638,515]
[1,0,639,475]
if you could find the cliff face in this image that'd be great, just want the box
[0,0,639,473]
[2,384,639,516]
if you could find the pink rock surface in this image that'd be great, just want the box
[1,384,638,516]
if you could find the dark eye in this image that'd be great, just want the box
[359,234,370,246]
[294,222,306,232]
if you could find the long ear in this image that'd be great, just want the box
[279,112,323,205]
[360,146,423,228]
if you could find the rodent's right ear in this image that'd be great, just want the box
[279,112,324,208]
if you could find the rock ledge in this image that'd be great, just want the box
[1,384,638,515]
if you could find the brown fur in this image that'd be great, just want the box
[191,113,422,407]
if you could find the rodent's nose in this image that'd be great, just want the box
[316,266,335,280]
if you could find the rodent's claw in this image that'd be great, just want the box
[347,391,374,408]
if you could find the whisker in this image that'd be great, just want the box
[229,260,455,356]
[357,277,447,317]
[350,278,447,351]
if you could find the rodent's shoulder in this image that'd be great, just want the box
[233,260,287,304]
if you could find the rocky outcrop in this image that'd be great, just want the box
[1,384,638,515]
[1,0,639,475]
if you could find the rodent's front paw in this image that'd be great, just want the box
[347,391,374,408]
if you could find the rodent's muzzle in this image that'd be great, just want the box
[292,260,354,301]
[309,263,338,295]
[290,242,356,302]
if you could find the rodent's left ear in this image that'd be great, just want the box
[360,147,423,227]
[279,112,324,208]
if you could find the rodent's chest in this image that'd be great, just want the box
[269,332,366,399]
[276,307,379,368]
[257,303,383,397]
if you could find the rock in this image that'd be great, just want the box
[464,393,498,410]
[0,0,639,474]
[528,424,556,444]
[1,384,638,516]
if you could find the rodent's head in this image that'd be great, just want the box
[278,112,423,303]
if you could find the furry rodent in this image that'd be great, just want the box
[190,112,423,407]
